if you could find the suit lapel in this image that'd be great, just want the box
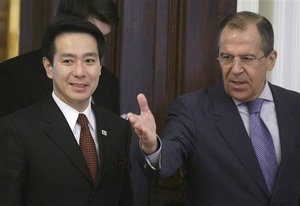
[41,96,93,183]
[268,84,296,198]
[209,82,269,196]
[92,105,112,186]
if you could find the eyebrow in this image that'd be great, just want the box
[84,52,99,57]
[59,53,99,58]
[60,53,75,58]
[220,52,256,56]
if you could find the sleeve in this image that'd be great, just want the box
[144,136,162,170]
[0,117,26,206]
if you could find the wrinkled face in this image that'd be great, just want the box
[218,24,277,102]
[43,32,101,111]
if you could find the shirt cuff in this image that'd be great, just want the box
[139,135,162,170]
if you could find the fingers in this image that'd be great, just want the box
[127,113,144,139]
[127,94,158,154]
[127,113,143,133]
[127,93,150,118]
[127,93,156,134]
[137,93,150,114]
[127,112,138,125]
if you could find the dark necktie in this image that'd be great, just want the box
[77,113,98,182]
[247,98,278,192]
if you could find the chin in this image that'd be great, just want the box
[70,94,91,102]
[227,91,248,102]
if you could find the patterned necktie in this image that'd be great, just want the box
[77,113,98,182]
[247,98,278,192]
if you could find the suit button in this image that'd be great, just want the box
[143,163,148,169]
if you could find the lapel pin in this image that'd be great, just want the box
[101,130,107,136]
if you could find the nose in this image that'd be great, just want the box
[231,57,243,74]
[73,62,86,77]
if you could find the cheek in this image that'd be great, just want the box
[52,69,66,81]
[90,69,101,84]
[221,67,230,79]
[95,69,101,78]
[248,67,266,82]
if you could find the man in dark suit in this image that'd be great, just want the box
[127,11,300,205]
[0,15,132,206]
[0,0,120,116]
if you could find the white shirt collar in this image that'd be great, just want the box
[52,92,96,131]
[233,81,274,106]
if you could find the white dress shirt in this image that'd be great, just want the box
[234,82,281,164]
[52,92,99,155]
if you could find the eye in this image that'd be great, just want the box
[240,56,256,63]
[85,58,97,65]
[221,54,234,62]
[62,59,74,65]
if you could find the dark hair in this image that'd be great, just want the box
[41,15,105,64]
[56,0,119,25]
[216,11,274,54]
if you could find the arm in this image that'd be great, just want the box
[128,93,193,179]
[0,117,26,206]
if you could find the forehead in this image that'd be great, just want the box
[54,32,98,52]
[219,23,262,53]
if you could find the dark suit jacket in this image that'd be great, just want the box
[138,81,300,205]
[0,50,120,116]
[0,96,132,206]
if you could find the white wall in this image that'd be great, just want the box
[237,0,300,92]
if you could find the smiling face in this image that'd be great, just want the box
[218,23,277,102]
[43,32,101,111]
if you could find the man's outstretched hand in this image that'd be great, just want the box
[127,94,158,155]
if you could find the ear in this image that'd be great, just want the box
[99,65,102,77]
[266,50,277,71]
[43,57,53,79]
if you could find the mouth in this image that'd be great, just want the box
[231,80,245,85]
[70,83,89,89]
[229,80,248,89]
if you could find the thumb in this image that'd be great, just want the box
[137,93,150,114]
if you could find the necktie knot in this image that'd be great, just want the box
[247,98,264,114]
[77,113,89,128]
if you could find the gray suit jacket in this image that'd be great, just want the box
[138,81,300,205]
[0,96,132,206]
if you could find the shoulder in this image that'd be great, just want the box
[0,50,42,66]
[269,83,300,102]
[0,103,41,134]
[0,96,54,125]
[0,50,43,77]
[269,83,300,117]
[92,104,131,145]
[174,81,224,108]
[93,103,129,127]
